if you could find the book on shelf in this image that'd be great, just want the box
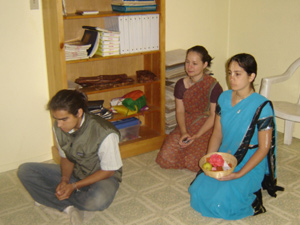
[99,40,120,46]
[64,40,91,61]
[150,14,159,51]
[111,0,156,6]
[75,10,99,15]
[97,48,120,53]
[95,51,120,57]
[65,52,89,61]
[100,32,120,38]
[97,42,120,51]
[83,26,121,57]
[107,16,130,54]
[82,26,120,35]
[65,49,90,55]
[83,26,120,41]
[128,16,136,53]
[81,29,100,57]
[95,47,120,54]
[99,44,120,50]
[135,15,143,52]
[111,4,157,12]
[62,0,66,16]
[65,27,124,60]
[100,40,120,46]
[100,36,120,42]
[65,41,91,51]
[141,14,151,51]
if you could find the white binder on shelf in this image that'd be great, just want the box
[122,16,130,54]
[128,15,136,53]
[103,14,159,54]
[104,16,129,54]
[135,15,143,52]
[117,16,126,54]
[142,14,151,51]
[150,14,159,51]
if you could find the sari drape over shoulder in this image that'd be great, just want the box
[189,90,281,220]
[156,75,218,172]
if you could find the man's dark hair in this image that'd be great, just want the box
[47,89,88,116]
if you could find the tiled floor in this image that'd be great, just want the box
[0,132,299,225]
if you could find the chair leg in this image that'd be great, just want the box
[284,120,294,145]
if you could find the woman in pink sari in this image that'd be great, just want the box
[156,46,223,172]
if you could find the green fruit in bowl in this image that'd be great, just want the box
[202,162,213,171]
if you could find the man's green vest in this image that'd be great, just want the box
[54,113,121,181]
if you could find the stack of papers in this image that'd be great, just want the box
[111,0,156,5]
[65,28,101,61]
[164,49,187,134]
[111,0,157,12]
[64,41,91,61]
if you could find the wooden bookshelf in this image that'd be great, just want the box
[42,0,166,162]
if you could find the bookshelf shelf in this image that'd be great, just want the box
[66,50,160,64]
[42,0,165,162]
[65,11,161,20]
[109,104,160,122]
[80,80,160,95]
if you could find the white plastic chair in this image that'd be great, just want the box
[259,57,300,145]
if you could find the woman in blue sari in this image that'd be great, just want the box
[189,53,283,220]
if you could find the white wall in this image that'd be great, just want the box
[166,0,230,89]
[1,0,300,172]
[227,0,300,135]
[0,1,52,172]
[166,0,300,136]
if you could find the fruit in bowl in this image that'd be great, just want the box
[202,162,213,171]
[199,152,237,179]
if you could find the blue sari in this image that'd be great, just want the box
[188,90,277,220]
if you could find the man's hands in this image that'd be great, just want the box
[55,180,75,200]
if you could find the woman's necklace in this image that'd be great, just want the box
[234,90,254,114]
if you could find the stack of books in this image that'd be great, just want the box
[164,49,187,134]
[64,28,100,61]
[111,0,157,12]
[83,26,120,57]
[64,41,91,61]
[97,30,120,57]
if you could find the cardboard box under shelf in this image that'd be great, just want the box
[112,117,141,142]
